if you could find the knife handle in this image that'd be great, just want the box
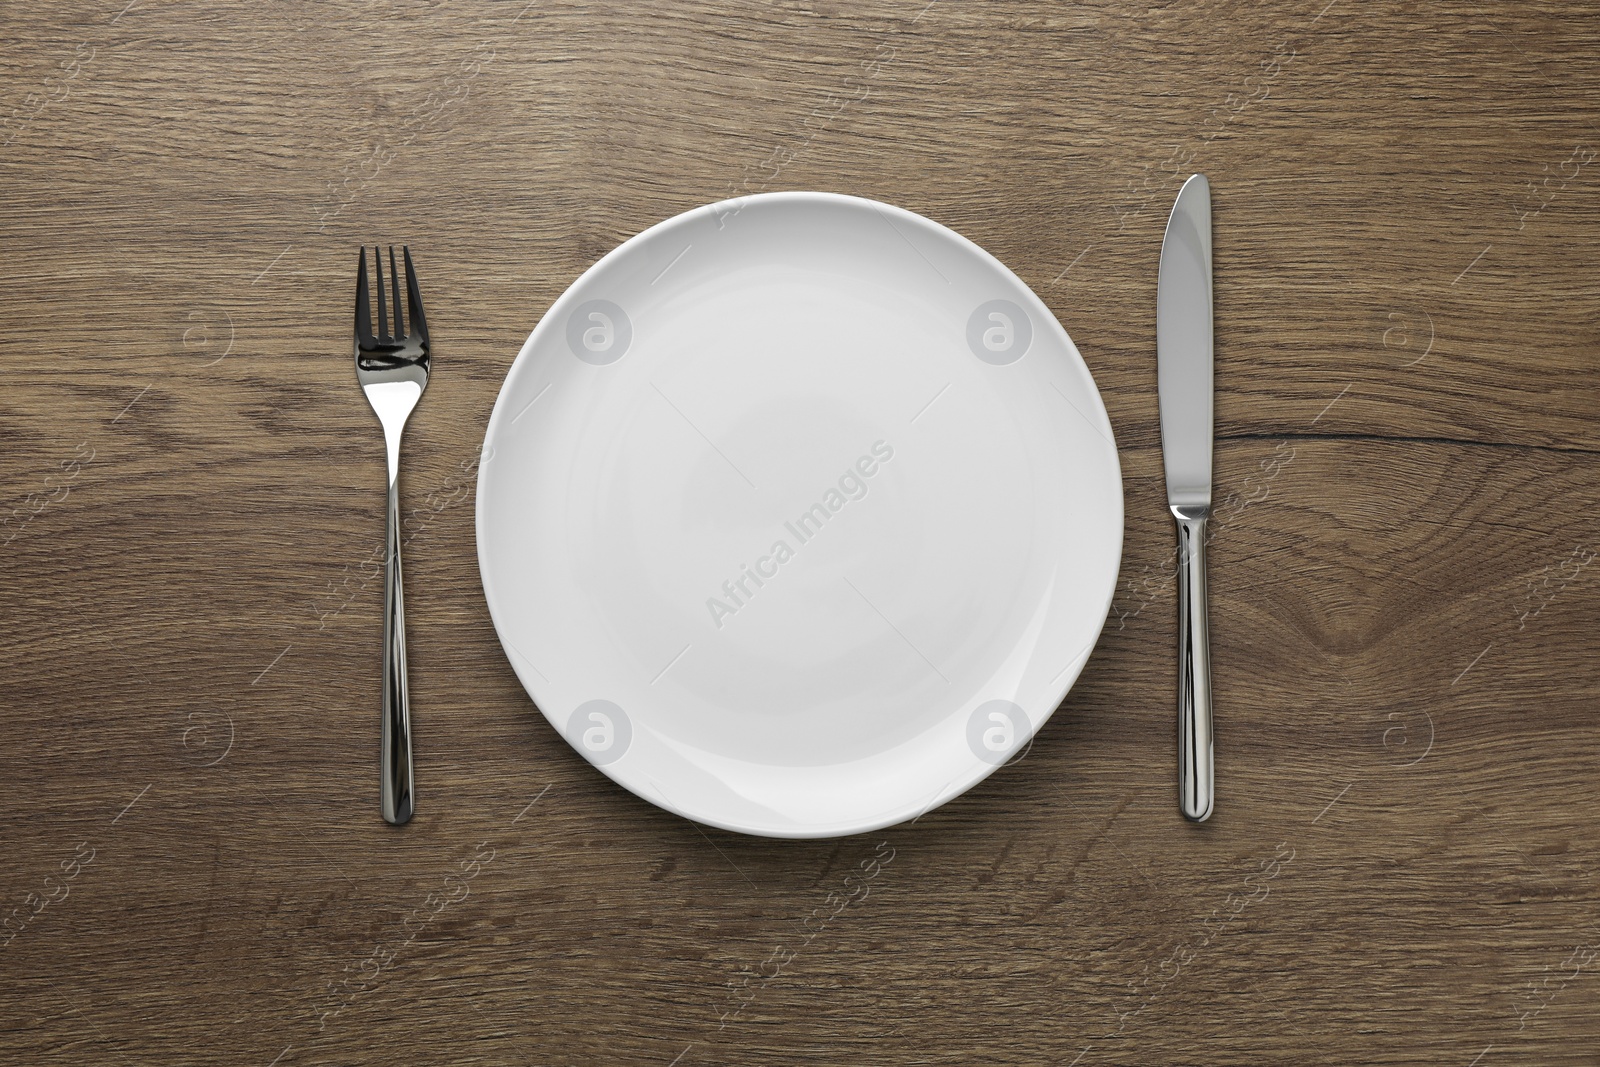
[1173,506,1214,823]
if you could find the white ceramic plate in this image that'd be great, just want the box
[476,191,1122,838]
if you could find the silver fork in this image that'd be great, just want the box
[355,246,430,825]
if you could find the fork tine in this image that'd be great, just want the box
[403,247,428,342]
[373,246,390,343]
[355,247,374,348]
[387,247,404,339]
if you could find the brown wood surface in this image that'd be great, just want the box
[3,1,1599,1063]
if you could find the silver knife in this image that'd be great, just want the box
[1157,173,1215,823]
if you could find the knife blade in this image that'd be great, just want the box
[1157,173,1215,823]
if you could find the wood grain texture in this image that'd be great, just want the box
[3,0,1599,1063]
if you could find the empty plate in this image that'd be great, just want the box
[476,191,1122,838]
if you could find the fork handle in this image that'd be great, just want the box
[381,472,415,825]
[1174,507,1213,823]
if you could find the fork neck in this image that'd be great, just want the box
[383,429,404,488]
[361,378,423,486]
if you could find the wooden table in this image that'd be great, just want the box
[4,1,1597,1063]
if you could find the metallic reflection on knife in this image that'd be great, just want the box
[1157,174,1215,823]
